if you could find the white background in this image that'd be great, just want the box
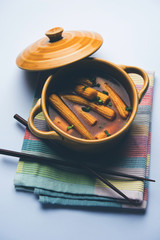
[0,0,160,239]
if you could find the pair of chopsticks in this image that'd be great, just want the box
[0,114,155,206]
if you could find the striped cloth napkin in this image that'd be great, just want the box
[14,71,154,211]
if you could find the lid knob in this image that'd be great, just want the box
[45,27,64,42]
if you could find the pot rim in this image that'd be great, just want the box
[41,58,139,144]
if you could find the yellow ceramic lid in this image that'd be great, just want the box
[16,27,103,71]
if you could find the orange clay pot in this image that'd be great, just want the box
[27,58,149,152]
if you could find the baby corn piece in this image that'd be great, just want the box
[53,116,73,134]
[89,104,116,120]
[97,91,110,105]
[74,105,97,126]
[95,129,110,140]
[77,81,109,104]
[62,94,116,120]
[49,94,93,140]
[79,79,93,87]
[103,83,129,119]
[75,85,97,100]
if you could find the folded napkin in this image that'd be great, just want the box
[14,71,154,211]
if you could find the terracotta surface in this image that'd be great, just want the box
[28,58,149,152]
[16,27,103,71]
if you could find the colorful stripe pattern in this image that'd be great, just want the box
[14,72,154,211]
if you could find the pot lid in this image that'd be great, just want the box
[16,27,103,71]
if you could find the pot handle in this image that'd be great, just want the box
[119,65,149,103]
[28,98,62,141]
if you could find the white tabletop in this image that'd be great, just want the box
[0,0,160,239]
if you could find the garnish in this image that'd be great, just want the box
[95,83,100,87]
[82,86,88,91]
[99,122,105,129]
[98,99,103,104]
[89,77,100,87]
[102,91,108,95]
[67,125,74,131]
[93,96,103,105]
[108,102,112,107]
[125,106,132,112]
[104,130,111,136]
[82,106,91,112]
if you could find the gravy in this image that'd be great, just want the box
[48,75,131,139]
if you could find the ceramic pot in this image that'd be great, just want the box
[28,58,149,152]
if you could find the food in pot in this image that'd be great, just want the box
[95,129,111,140]
[74,85,97,100]
[73,105,97,126]
[101,82,129,119]
[53,116,74,134]
[96,91,110,105]
[49,94,94,140]
[62,94,116,120]
[48,76,132,140]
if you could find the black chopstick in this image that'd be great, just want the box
[13,114,155,183]
[0,147,91,170]
[14,114,28,127]
[84,166,138,205]
[97,169,155,182]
